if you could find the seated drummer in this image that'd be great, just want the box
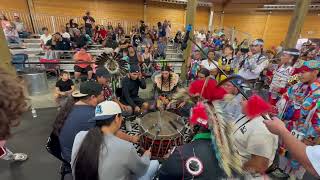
[120,65,148,114]
[158,107,229,179]
[159,79,240,179]
[152,65,180,110]
[95,68,132,115]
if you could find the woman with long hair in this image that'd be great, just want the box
[141,46,154,77]
[72,101,159,180]
[152,66,180,110]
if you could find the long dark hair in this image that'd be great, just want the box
[74,115,117,180]
[52,97,76,136]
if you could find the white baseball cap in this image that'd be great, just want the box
[89,101,122,122]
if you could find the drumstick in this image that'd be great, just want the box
[174,117,185,126]
[150,129,160,149]
[138,129,149,137]
[169,121,185,141]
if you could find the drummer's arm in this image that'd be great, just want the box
[115,130,137,143]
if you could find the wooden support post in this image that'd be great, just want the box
[262,13,271,40]
[0,27,15,75]
[284,0,311,48]
[208,7,214,31]
[26,0,36,33]
[181,0,197,81]
[220,12,224,28]
[143,0,147,22]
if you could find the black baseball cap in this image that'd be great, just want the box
[130,65,141,73]
[96,68,111,79]
[199,68,210,77]
[72,81,103,98]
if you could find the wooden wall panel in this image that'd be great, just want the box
[195,7,209,31]
[0,0,28,12]
[32,0,144,21]
[146,2,185,36]
[223,14,267,40]
[263,14,290,48]
[301,15,320,39]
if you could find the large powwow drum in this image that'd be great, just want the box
[139,111,185,159]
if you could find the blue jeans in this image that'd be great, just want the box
[138,160,159,180]
[85,27,93,37]
[18,31,31,38]
[6,36,21,44]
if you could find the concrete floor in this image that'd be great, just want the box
[27,76,154,109]
[0,108,60,180]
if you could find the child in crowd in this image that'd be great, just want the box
[54,71,75,107]
[156,37,166,59]
[217,45,234,82]
[121,48,130,71]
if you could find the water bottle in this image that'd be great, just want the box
[31,107,37,118]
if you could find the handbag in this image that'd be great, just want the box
[45,131,69,164]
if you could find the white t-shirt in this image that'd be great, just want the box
[233,115,279,167]
[201,59,217,71]
[40,34,52,45]
[306,145,320,176]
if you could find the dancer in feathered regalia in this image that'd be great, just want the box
[158,78,243,179]
[95,52,129,94]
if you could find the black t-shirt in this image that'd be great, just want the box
[83,16,95,28]
[46,38,71,50]
[140,24,146,35]
[158,139,229,180]
[56,79,74,92]
[71,35,87,48]
[128,54,139,65]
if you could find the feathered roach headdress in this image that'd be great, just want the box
[95,52,129,76]
[95,52,129,92]
[174,78,243,177]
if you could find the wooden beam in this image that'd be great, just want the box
[26,0,36,33]
[0,26,15,75]
[181,0,197,81]
[262,13,271,39]
[208,7,214,31]
[284,0,311,48]
[143,0,147,22]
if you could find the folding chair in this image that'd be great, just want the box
[39,58,61,79]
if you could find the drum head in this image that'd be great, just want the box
[140,111,184,138]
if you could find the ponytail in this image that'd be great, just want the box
[53,97,76,136]
[74,127,104,180]
[73,116,117,180]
